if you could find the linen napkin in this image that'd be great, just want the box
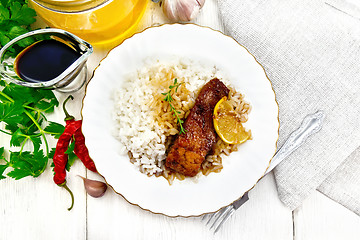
[217,0,360,215]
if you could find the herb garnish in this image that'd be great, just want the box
[0,80,65,180]
[0,0,37,51]
[161,78,186,134]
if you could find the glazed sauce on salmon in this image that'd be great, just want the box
[165,78,230,177]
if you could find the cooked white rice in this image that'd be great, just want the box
[111,58,230,176]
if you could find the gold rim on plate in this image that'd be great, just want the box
[80,23,280,218]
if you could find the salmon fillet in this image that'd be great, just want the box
[165,78,230,177]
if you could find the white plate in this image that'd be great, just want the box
[82,24,279,217]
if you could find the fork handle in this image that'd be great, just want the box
[265,110,325,174]
[206,111,325,233]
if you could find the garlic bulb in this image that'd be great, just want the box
[162,0,205,22]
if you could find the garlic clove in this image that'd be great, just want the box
[79,176,107,198]
[162,0,206,22]
[163,1,176,21]
[178,0,197,21]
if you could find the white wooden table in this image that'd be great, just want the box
[1,1,360,239]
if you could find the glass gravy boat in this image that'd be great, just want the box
[0,28,93,92]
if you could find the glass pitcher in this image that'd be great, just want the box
[29,0,149,49]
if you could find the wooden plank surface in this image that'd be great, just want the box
[86,173,293,240]
[294,191,360,240]
[0,0,359,239]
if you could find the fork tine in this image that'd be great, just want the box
[209,206,232,230]
[213,207,235,233]
[205,207,227,226]
[204,212,218,225]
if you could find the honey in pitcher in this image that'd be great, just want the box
[30,0,148,48]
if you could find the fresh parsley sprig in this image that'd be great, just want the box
[0,0,37,48]
[0,80,65,180]
[161,78,186,134]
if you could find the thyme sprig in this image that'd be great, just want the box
[161,78,186,134]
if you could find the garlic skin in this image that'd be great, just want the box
[162,0,205,22]
[79,176,108,198]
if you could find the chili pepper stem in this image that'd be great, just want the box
[59,182,74,211]
[63,95,75,121]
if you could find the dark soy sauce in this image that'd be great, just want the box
[15,39,81,83]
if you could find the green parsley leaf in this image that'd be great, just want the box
[65,141,77,172]
[0,147,4,158]
[10,1,36,25]
[0,33,10,47]
[2,82,34,104]
[9,2,23,20]
[0,102,24,125]
[65,140,75,155]
[44,122,65,139]
[0,0,36,49]
[10,128,27,147]
[31,150,48,177]
[65,154,77,172]
[0,164,9,180]
[7,167,32,180]
[22,117,44,136]
[34,99,58,113]
[7,150,47,179]
[29,88,59,113]
[0,0,8,8]
[4,120,19,134]
[29,135,42,152]
[7,151,32,179]
[48,148,56,160]
[7,25,28,39]
[0,147,8,180]
[0,6,10,24]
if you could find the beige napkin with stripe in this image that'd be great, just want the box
[217,0,360,215]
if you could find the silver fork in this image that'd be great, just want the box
[202,110,325,233]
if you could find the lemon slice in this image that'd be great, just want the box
[213,96,250,144]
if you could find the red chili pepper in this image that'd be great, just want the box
[62,95,97,172]
[52,95,81,211]
[53,95,98,210]
[73,121,97,172]
[53,121,80,185]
